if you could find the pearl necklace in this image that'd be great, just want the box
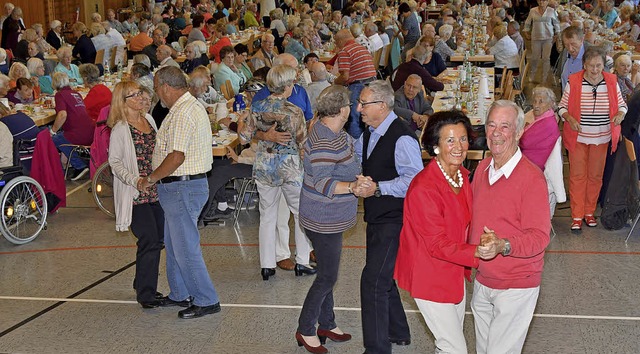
[436,159,463,188]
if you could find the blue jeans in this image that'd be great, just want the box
[51,132,87,170]
[157,179,220,306]
[347,82,366,139]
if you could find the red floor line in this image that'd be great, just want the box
[3,243,640,256]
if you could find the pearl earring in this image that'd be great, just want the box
[433,147,440,155]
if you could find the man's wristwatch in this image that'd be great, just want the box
[374,184,381,197]
[501,239,511,256]
[146,176,155,185]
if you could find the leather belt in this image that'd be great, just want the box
[159,173,207,184]
[349,77,376,86]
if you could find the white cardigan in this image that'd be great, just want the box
[109,114,158,231]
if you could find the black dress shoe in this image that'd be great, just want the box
[294,264,317,276]
[178,303,221,319]
[139,299,163,308]
[261,268,276,280]
[390,338,411,346]
[157,296,192,307]
[155,292,164,300]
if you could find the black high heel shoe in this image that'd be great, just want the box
[294,264,317,276]
[261,268,275,280]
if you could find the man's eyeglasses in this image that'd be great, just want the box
[357,99,383,107]
[592,86,597,100]
[125,91,143,99]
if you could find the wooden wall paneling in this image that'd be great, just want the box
[12,0,47,28]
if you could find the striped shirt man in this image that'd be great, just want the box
[337,39,376,84]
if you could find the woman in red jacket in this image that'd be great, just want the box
[394,111,489,354]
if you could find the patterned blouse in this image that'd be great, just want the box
[240,96,306,187]
[130,125,158,205]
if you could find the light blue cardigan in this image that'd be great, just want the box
[215,63,247,95]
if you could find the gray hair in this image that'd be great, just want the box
[156,66,188,89]
[486,100,525,133]
[52,72,70,90]
[186,42,202,57]
[266,65,297,94]
[582,46,606,65]
[57,46,72,60]
[365,80,395,109]
[531,86,557,110]
[439,24,453,39]
[139,20,151,33]
[26,57,43,76]
[350,23,363,37]
[406,73,422,84]
[133,54,151,68]
[78,63,101,85]
[189,70,210,88]
[191,40,207,56]
[316,85,351,118]
[412,44,428,63]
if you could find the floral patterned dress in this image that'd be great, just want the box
[130,125,158,205]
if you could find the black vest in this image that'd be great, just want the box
[362,118,418,224]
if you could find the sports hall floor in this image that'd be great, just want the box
[1,177,640,354]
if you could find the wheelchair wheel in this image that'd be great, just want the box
[0,176,48,244]
[92,162,115,218]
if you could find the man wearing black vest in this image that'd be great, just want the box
[353,80,423,354]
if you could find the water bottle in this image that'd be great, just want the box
[104,61,111,81]
[233,94,246,112]
[117,63,123,80]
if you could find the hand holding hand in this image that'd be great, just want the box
[476,226,501,260]
[353,175,375,197]
[138,177,152,192]
[264,124,292,145]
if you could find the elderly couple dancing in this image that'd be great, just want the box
[291,79,550,354]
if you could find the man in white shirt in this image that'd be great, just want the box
[351,23,372,53]
[103,21,126,67]
[365,22,384,53]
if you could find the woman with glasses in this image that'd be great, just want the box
[296,85,357,353]
[558,46,627,231]
[215,45,247,95]
[108,81,165,308]
[234,43,253,81]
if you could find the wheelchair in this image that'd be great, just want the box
[0,141,48,245]
[92,161,115,218]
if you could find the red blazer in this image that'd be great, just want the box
[394,160,478,303]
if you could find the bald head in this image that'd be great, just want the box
[335,29,354,48]
[273,53,298,68]
[309,62,327,81]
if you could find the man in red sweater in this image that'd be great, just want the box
[470,100,551,354]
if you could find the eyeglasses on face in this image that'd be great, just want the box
[125,91,143,99]
[357,99,383,107]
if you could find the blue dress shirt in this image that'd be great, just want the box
[252,84,313,120]
[562,44,585,90]
[355,112,423,198]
